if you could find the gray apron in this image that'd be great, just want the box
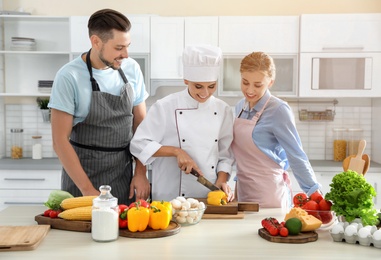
[61,49,135,205]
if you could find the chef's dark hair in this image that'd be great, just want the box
[88,9,131,43]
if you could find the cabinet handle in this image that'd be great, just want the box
[374,182,377,205]
[4,178,46,181]
[321,46,364,51]
[4,201,44,205]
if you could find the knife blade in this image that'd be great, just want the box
[190,169,220,191]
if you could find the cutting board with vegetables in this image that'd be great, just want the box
[119,221,180,238]
[196,198,259,215]
[258,228,318,243]
[35,214,91,232]
[0,225,50,251]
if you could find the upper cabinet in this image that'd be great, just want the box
[150,16,218,95]
[70,15,150,54]
[299,14,381,98]
[218,16,299,54]
[0,15,71,96]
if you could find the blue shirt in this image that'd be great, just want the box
[234,90,320,195]
[49,55,148,126]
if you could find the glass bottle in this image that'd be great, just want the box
[347,128,363,156]
[91,185,119,242]
[10,128,23,159]
[333,128,347,162]
[32,136,42,159]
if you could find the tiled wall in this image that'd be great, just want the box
[2,102,372,160]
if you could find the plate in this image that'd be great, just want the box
[119,221,181,238]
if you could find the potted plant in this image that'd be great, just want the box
[36,97,51,122]
[325,170,378,226]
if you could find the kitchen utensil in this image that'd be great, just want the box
[258,228,318,243]
[0,225,50,251]
[190,169,220,191]
[119,221,180,238]
[347,139,366,175]
[342,154,370,175]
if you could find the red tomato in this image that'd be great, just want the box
[302,200,320,211]
[309,191,323,203]
[43,209,53,217]
[318,199,332,211]
[49,210,59,218]
[293,193,308,207]
[279,227,289,237]
[320,211,333,224]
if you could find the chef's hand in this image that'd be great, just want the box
[129,160,151,200]
[175,148,202,175]
[220,183,234,202]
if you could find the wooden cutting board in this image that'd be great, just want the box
[258,228,318,243]
[202,211,245,219]
[0,225,50,251]
[119,221,180,238]
[197,198,259,215]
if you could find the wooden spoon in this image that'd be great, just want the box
[342,153,370,175]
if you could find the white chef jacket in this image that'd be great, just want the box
[130,88,234,201]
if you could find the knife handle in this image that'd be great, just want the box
[190,169,201,177]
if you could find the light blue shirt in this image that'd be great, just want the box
[49,55,148,126]
[234,90,320,195]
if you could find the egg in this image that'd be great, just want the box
[344,225,357,236]
[358,227,371,238]
[331,223,344,234]
[373,230,381,241]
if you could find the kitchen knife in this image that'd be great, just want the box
[190,169,220,191]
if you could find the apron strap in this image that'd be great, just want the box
[86,49,100,91]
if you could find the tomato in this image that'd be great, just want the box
[318,199,332,211]
[44,209,53,217]
[309,191,323,203]
[293,193,308,207]
[302,200,320,211]
[49,210,59,218]
[279,227,289,237]
[320,211,333,224]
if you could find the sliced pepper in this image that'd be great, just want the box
[127,204,150,232]
[149,200,172,230]
[207,190,228,206]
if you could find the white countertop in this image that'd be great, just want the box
[0,206,380,259]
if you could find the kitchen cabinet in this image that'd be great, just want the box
[0,170,61,208]
[365,172,381,210]
[150,16,218,95]
[299,13,381,98]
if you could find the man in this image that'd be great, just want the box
[49,9,150,204]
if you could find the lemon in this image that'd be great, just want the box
[285,218,302,235]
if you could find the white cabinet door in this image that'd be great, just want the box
[150,16,184,79]
[70,15,150,54]
[365,172,381,210]
[300,14,381,52]
[218,16,299,54]
[184,16,218,47]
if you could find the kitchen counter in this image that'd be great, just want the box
[0,206,380,259]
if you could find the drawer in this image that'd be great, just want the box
[0,170,61,189]
[0,189,53,205]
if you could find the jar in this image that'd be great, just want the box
[10,128,23,159]
[333,128,347,161]
[32,136,42,159]
[91,185,119,242]
[347,128,363,156]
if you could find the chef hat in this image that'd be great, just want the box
[183,45,222,82]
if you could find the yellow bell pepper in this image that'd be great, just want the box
[207,190,228,206]
[127,204,150,232]
[149,200,172,230]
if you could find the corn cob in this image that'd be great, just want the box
[58,206,92,221]
[60,196,97,210]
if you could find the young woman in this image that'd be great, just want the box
[232,52,321,209]
[131,45,234,201]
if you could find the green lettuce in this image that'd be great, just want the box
[325,170,378,226]
[44,190,73,210]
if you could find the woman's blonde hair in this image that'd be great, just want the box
[240,52,276,80]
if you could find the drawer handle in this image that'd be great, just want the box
[4,178,46,181]
[4,202,44,205]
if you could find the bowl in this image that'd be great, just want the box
[172,206,206,226]
[305,210,337,230]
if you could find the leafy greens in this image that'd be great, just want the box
[325,170,378,226]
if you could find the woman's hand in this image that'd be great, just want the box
[220,182,234,202]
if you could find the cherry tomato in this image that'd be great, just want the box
[293,193,308,207]
[279,227,289,237]
[43,209,53,217]
[302,200,320,211]
[128,199,150,209]
[318,199,332,211]
[49,210,59,218]
[309,191,323,203]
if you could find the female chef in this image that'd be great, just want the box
[131,45,234,201]
[232,52,321,209]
